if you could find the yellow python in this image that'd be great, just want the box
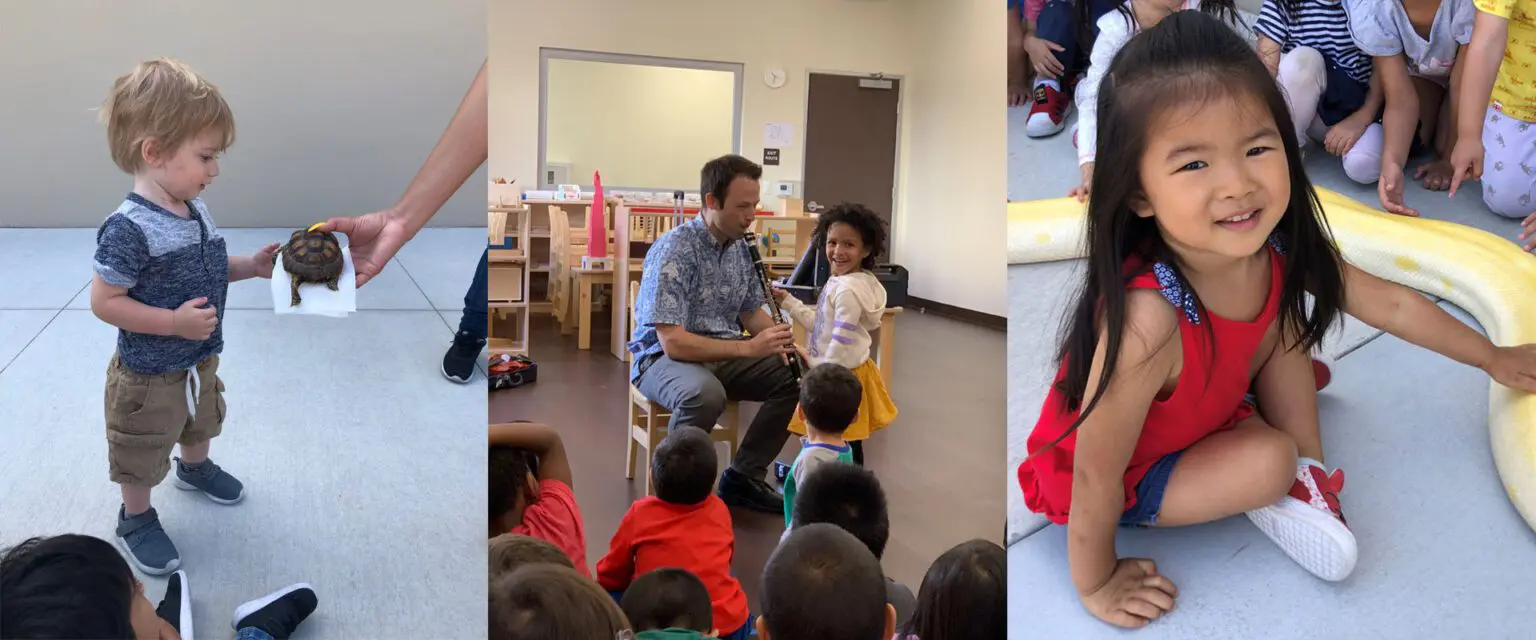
[1007,187,1536,532]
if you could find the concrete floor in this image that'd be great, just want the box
[1007,104,1536,637]
[0,227,487,639]
[496,309,1007,607]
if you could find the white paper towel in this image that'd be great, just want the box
[271,244,357,317]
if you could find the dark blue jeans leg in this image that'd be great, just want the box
[458,248,488,339]
[1033,0,1079,81]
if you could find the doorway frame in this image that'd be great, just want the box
[799,68,906,262]
[538,48,746,193]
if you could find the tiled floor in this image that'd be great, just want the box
[0,227,488,639]
[1007,104,1536,637]
[493,309,1007,611]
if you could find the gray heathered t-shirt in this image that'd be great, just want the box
[1347,0,1475,80]
[93,193,228,374]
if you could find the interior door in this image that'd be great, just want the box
[801,72,901,260]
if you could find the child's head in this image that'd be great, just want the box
[619,568,715,635]
[488,564,631,640]
[1050,11,1345,440]
[652,427,718,506]
[797,363,863,436]
[790,463,889,560]
[488,533,573,582]
[900,539,1006,640]
[489,445,535,535]
[756,523,895,640]
[0,534,158,639]
[102,58,234,200]
[814,203,887,274]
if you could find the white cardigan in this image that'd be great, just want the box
[1076,0,1256,166]
[780,271,887,370]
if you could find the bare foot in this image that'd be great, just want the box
[1010,82,1029,108]
[1416,159,1455,191]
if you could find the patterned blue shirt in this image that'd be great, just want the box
[628,217,765,381]
[93,193,228,374]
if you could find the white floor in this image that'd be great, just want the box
[0,227,488,638]
[1008,104,1536,637]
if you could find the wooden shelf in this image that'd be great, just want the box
[488,206,532,357]
[488,337,526,356]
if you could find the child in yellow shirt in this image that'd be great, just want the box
[1449,0,1536,245]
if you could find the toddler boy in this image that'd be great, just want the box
[488,421,588,576]
[596,428,750,639]
[91,58,281,575]
[756,523,895,640]
[619,568,718,639]
[782,363,861,528]
[790,463,916,628]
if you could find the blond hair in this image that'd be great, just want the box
[101,58,235,174]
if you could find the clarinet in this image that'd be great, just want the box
[742,230,803,381]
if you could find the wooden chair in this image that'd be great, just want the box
[625,281,740,495]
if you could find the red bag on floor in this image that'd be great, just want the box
[489,354,536,390]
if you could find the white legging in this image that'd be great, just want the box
[1277,47,1384,185]
[1478,105,1536,219]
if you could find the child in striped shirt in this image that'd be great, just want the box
[1257,0,1384,185]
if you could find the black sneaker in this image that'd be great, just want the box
[232,583,318,639]
[718,468,784,513]
[156,570,194,640]
[441,330,486,383]
[773,461,791,485]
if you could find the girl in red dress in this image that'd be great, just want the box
[1017,11,1536,629]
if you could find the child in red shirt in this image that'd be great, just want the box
[596,428,751,639]
[488,422,588,578]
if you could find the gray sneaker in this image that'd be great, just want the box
[116,506,180,575]
[173,457,245,504]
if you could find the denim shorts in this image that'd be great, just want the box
[1119,451,1183,527]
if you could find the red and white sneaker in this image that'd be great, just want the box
[1245,462,1357,581]
[1025,84,1071,138]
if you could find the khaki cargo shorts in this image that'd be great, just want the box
[104,353,227,486]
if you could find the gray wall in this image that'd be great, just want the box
[0,0,486,228]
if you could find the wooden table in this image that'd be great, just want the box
[573,267,614,350]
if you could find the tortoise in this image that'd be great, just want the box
[280,228,344,306]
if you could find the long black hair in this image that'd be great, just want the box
[897,539,1005,640]
[1041,11,1346,453]
[1078,0,1243,57]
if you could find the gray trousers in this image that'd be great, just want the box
[634,353,799,479]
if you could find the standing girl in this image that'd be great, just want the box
[1447,0,1536,236]
[1070,0,1247,201]
[1347,0,1476,215]
[1256,0,1383,184]
[1017,12,1536,629]
[773,203,898,465]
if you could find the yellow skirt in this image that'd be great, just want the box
[787,358,898,441]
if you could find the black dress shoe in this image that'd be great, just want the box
[718,468,784,513]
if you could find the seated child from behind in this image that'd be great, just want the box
[782,363,863,528]
[488,422,588,577]
[1,533,158,639]
[897,538,1006,640]
[790,463,916,628]
[488,564,630,640]
[596,428,750,639]
[756,523,896,640]
[620,568,720,639]
[488,532,573,583]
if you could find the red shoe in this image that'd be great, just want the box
[1246,463,1357,581]
[1025,84,1071,138]
[1313,358,1332,391]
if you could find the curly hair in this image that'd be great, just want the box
[814,202,887,269]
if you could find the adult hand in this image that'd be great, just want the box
[1447,137,1485,198]
[314,210,413,288]
[1377,163,1419,216]
[1025,35,1066,78]
[1415,158,1455,191]
[1486,344,1536,393]
[1324,117,1368,156]
[1079,558,1179,629]
[172,297,217,341]
[747,323,795,360]
[1070,163,1094,202]
[251,242,281,279]
[1520,212,1536,252]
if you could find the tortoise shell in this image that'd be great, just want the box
[283,229,344,278]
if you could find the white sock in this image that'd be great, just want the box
[1033,77,1060,92]
[1298,456,1326,472]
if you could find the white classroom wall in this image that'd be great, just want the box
[489,0,1006,316]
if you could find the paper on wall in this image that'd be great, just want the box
[764,122,794,148]
[271,245,357,317]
